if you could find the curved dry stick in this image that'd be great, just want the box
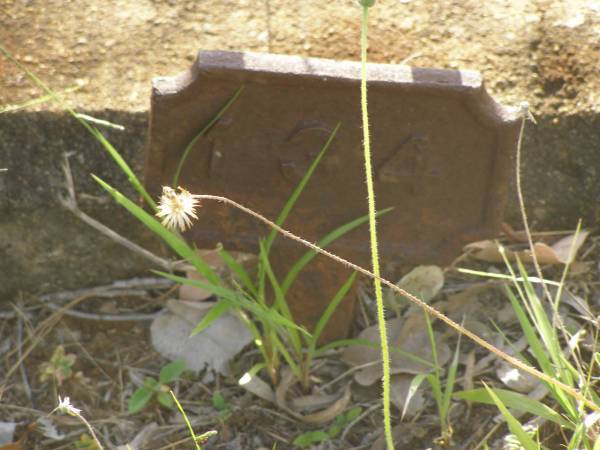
[196,193,599,413]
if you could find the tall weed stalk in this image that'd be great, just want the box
[358,2,394,448]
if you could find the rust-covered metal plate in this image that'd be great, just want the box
[145,50,519,340]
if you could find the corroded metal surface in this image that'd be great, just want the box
[145,50,520,341]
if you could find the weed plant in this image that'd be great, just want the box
[457,244,600,449]
[144,119,385,389]
[453,102,600,448]
[424,314,462,445]
[128,360,187,414]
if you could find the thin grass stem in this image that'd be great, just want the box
[359,5,394,448]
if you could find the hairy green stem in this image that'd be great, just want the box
[360,5,394,449]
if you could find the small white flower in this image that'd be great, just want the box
[156,186,201,232]
[57,396,81,416]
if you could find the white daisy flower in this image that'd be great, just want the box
[57,396,81,416]
[156,186,201,232]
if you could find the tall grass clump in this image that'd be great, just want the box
[456,105,600,448]
[457,249,600,449]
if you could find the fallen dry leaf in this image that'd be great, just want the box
[274,368,351,424]
[464,240,505,263]
[150,299,252,377]
[342,318,450,386]
[442,284,492,318]
[385,266,444,313]
[302,388,351,424]
[551,229,589,264]
[291,392,341,413]
[517,242,562,264]
[465,232,589,265]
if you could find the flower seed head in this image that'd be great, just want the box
[57,396,81,416]
[156,186,201,232]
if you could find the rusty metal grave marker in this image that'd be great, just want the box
[145,50,520,342]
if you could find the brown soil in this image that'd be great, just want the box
[2,234,600,449]
[2,0,599,116]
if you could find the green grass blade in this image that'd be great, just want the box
[0,84,80,113]
[91,129,156,209]
[483,384,540,450]
[257,259,267,306]
[170,390,202,450]
[513,260,578,416]
[589,388,600,407]
[272,334,301,380]
[94,175,218,283]
[424,312,439,370]
[157,270,306,335]
[190,298,232,336]
[281,207,392,295]
[504,285,553,375]
[258,241,303,355]
[423,311,445,426]
[172,85,244,187]
[516,258,559,360]
[506,282,576,417]
[309,272,357,354]
[258,242,293,320]
[552,221,582,314]
[154,271,237,301]
[217,245,258,297]
[264,123,340,253]
[426,373,443,420]
[403,373,427,420]
[315,338,433,369]
[457,268,560,287]
[567,422,585,450]
[442,334,461,421]
[238,316,269,363]
[455,388,572,428]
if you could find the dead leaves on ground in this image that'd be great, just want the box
[465,228,590,265]
[342,314,450,416]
